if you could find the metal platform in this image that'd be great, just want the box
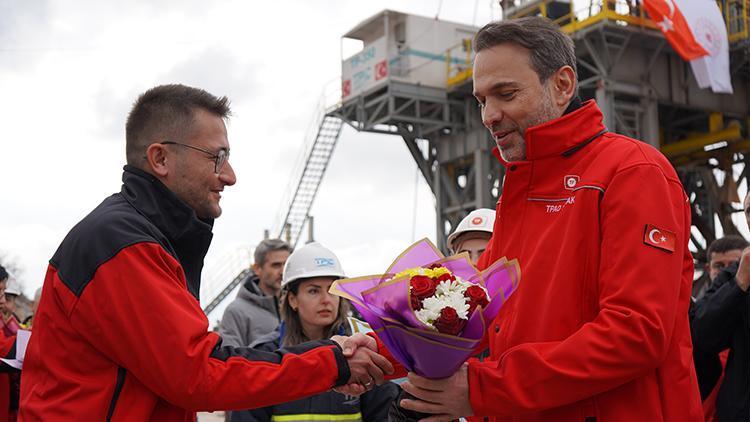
[341,1,750,258]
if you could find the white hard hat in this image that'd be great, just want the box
[447,208,496,252]
[281,242,346,290]
[4,277,21,296]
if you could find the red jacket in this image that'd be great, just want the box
[20,167,351,421]
[0,334,17,422]
[468,101,703,421]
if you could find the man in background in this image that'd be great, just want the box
[693,236,748,300]
[220,239,291,348]
[692,194,750,421]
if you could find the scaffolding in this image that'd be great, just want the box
[337,4,750,259]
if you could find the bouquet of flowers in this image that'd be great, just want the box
[403,264,489,336]
[329,238,520,379]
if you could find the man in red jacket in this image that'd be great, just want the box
[20,84,392,421]
[398,17,703,421]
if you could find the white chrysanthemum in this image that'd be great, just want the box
[414,309,434,326]
[444,291,470,319]
[434,280,453,296]
[423,296,445,314]
[415,296,443,326]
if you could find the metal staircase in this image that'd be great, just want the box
[203,268,252,316]
[273,93,344,247]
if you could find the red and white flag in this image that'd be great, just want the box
[643,0,733,94]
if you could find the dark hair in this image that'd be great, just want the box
[474,17,577,85]
[707,235,749,261]
[125,84,231,167]
[0,265,6,283]
[254,239,293,267]
[279,278,351,347]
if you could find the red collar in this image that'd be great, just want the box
[491,100,606,164]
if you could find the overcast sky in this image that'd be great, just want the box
[0,1,505,313]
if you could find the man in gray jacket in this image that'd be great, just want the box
[219,239,292,347]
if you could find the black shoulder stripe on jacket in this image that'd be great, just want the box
[50,194,174,298]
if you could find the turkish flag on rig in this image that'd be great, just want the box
[643,0,733,94]
[642,0,707,60]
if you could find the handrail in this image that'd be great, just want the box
[723,0,749,43]
[200,245,253,308]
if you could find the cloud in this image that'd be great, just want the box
[159,46,260,106]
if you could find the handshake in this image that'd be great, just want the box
[331,333,394,396]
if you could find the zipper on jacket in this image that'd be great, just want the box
[106,367,126,422]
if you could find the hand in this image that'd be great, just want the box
[331,333,377,357]
[345,345,394,387]
[331,333,394,395]
[399,363,473,421]
[332,383,367,396]
[736,247,750,291]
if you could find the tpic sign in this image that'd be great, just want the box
[342,37,388,100]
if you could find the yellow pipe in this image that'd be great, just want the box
[661,126,742,157]
[672,138,750,166]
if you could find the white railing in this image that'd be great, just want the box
[199,245,253,307]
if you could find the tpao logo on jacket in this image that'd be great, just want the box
[564,175,580,190]
[314,258,336,267]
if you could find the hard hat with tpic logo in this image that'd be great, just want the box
[281,242,346,289]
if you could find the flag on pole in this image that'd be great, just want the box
[643,0,733,94]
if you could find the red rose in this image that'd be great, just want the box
[410,275,436,299]
[436,273,452,283]
[425,263,443,270]
[434,307,466,335]
[410,294,423,310]
[465,285,490,315]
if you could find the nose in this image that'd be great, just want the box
[219,160,237,186]
[321,291,335,305]
[481,98,503,130]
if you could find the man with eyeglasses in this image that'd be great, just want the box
[20,84,393,420]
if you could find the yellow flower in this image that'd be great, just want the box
[393,266,450,280]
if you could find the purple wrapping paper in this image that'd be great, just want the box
[329,238,520,379]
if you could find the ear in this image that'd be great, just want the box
[145,143,170,177]
[288,292,298,311]
[550,65,576,108]
[251,263,261,274]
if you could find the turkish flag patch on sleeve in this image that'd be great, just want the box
[643,224,676,253]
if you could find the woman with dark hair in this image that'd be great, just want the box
[230,242,398,422]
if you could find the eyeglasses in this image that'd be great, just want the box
[160,141,229,174]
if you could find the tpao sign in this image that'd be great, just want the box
[342,36,388,100]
